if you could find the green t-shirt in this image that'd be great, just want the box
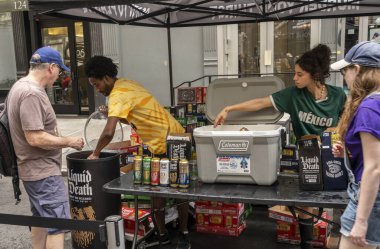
[271,85,346,139]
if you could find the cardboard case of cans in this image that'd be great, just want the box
[195,201,246,237]
[177,87,207,105]
[268,206,330,248]
[121,205,152,236]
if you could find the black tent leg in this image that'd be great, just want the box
[167,23,174,106]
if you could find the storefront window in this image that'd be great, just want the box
[274,20,310,87]
[368,16,380,43]
[319,18,341,88]
[0,12,17,91]
[345,17,359,53]
[238,23,260,75]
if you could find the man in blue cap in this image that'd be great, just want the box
[7,46,84,249]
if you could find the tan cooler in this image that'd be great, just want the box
[193,76,289,185]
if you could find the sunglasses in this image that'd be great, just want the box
[52,63,64,76]
[339,65,355,76]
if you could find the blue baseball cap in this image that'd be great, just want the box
[330,41,380,70]
[30,47,70,72]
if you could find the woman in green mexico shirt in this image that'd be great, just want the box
[214,44,346,249]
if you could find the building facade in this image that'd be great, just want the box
[1,12,379,113]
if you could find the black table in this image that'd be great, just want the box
[103,173,349,249]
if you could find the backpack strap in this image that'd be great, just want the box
[3,96,21,204]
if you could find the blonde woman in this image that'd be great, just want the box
[331,41,380,249]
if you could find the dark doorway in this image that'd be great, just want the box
[39,20,93,114]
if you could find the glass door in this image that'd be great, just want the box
[75,22,90,114]
[40,21,90,114]
[273,20,311,87]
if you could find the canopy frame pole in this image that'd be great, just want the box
[167,13,175,106]
[89,7,120,24]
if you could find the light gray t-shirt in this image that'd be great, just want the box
[7,77,61,181]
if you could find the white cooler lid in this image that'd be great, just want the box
[206,76,285,124]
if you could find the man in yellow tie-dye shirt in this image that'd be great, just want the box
[85,56,190,249]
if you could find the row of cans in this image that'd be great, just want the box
[133,156,190,188]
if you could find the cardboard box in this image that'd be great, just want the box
[197,87,207,103]
[195,201,245,231]
[268,205,326,223]
[269,206,330,248]
[196,213,245,228]
[281,144,298,160]
[121,206,152,236]
[104,140,140,165]
[166,133,192,160]
[185,103,197,115]
[195,202,245,216]
[321,129,348,191]
[268,205,296,223]
[177,87,207,104]
[280,159,300,173]
[195,201,244,209]
[130,129,140,146]
[298,136,323,191]
[196,222,246,237]
[276,218,328,247]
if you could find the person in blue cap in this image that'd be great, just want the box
[331,41,380,249]
[7,46,84,249]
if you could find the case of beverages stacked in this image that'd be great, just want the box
[165,86,208,144]
[268,206,330,247]
[321,128,348,191]
[195,201,246,237]
[280,144,299,174]
[121,205,152,236]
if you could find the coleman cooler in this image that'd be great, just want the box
[193,76,289,185]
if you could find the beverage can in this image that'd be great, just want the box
[169,159,179,188]
[197,213,204,225]
[151,157,160,186]
[189,160,198,181]
[160,158,170,187]
[179,159,189,188]
[133,155,142,184]
[225,215,232,228]
[143,157,151,185]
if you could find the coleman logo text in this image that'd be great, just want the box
[218,140,249,152]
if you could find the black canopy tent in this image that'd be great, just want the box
[29,0,380,26]
[28,0,380,104]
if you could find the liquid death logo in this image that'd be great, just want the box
[68,169,93,197]
[300,156,320,170]
[68,170,96,248]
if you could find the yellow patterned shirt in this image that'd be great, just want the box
[108,78,184,154]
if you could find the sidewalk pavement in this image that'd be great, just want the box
[58,116,88,173]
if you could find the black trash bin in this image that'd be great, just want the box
[67,151,121,249]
